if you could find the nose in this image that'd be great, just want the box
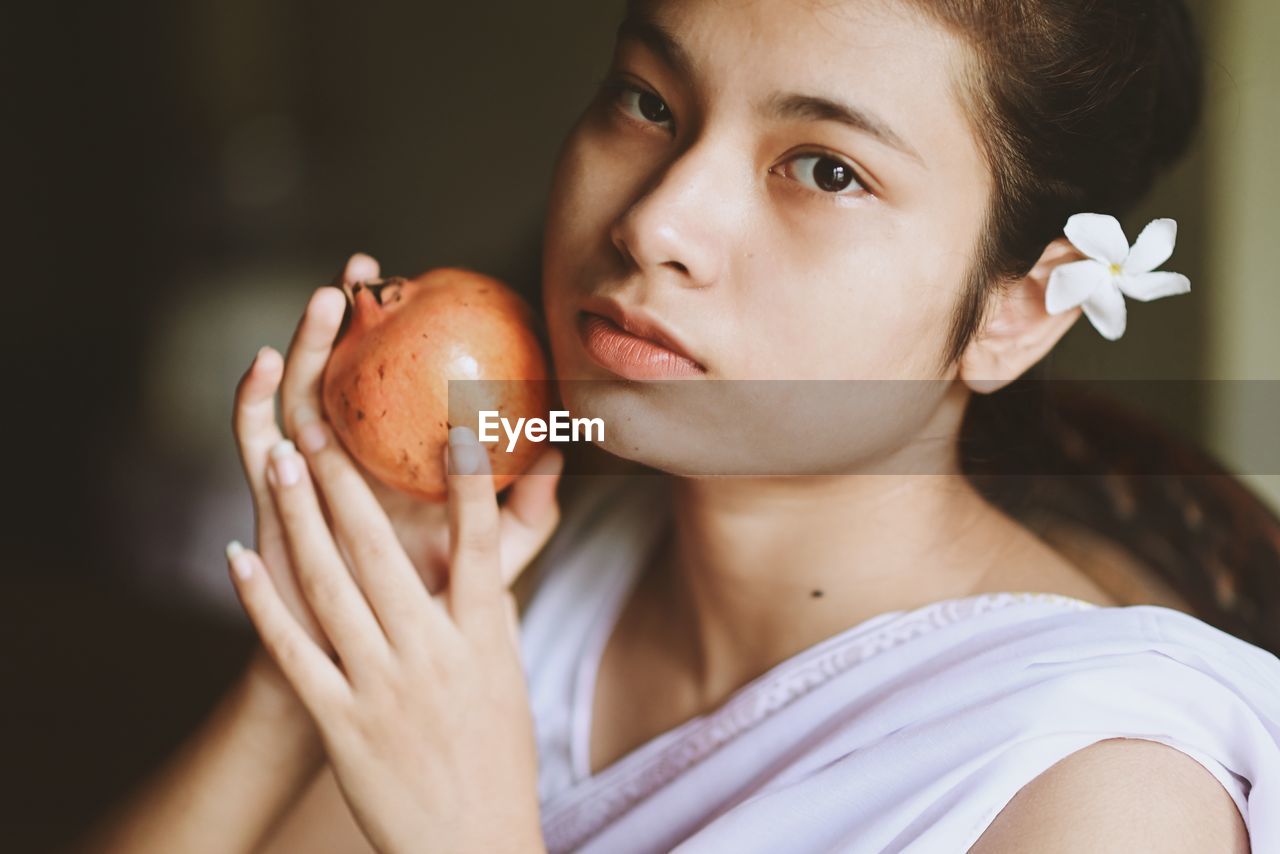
[609,142,728,289]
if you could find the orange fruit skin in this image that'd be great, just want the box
[322,267,551,502]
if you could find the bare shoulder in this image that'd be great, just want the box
[969,737,1249,853]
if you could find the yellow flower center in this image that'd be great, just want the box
[1109,262,1123,277]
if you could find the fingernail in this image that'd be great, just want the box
[448,426,484,475]
[269,439,301,487]
[294,407,327,453]
[226,541,252,580]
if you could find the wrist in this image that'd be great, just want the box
[237,645,322,744]
[229,645,327,792]
[75,645,327,854]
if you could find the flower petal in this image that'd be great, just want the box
[1065,213,1129,265]
[1119,271,1191,302]
[1125,218,1178,274]
[1046,259,1107,314]
[1080,281,1128,341]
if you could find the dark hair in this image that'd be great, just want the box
[927,1,1280,641]
[921,0,1204,367]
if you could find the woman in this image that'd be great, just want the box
[83,0,1279,851]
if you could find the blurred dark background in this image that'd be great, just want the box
[3,0,1276,850]
[5,2,626,849]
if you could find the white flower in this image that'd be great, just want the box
[1046,213,1191,341]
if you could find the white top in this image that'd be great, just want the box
[518,476,1280,852]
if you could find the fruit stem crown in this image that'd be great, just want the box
[336,276,409,337]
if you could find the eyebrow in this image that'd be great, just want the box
[614,13,924,166]
[761,93,923,165]
[616,15,697,82]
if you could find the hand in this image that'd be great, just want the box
[232,252,563,660]
[225,416,559,852]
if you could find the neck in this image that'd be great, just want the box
[644,465,1026,708]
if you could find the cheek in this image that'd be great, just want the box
[848,256,961,377]
[541,131,609,364]
[728,234,958,381]
[542,136,598,286]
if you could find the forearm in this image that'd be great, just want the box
[75,648,325,854]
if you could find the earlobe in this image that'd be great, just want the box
[959,238,1084,395]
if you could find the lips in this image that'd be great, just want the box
[575,297,705,380]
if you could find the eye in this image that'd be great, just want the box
[600,76,675,132]
[774,153,870,198]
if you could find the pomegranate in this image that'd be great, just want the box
[322,267,551,502]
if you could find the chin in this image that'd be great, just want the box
[552,377,902,477]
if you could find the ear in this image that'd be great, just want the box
[958,237,1084,395]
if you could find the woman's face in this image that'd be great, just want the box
[540,0,992,474]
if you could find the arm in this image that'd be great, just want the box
[73,649,324,854]
[255,763,378,854]
[76,257,377,853]
[969,737,1249,853]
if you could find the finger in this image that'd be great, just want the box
[266,439,391,676]
[342,252,380,284]
[226,541,350,714]
[497,449,565,586]
[445,426,505,635]
[233,346,287,502]
[292,413,447,649]
[280,287,347,437]
[281,248,378,435]
[232,346,332,645]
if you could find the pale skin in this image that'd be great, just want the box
[79,0,1249,851]
[77,257,565,853]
